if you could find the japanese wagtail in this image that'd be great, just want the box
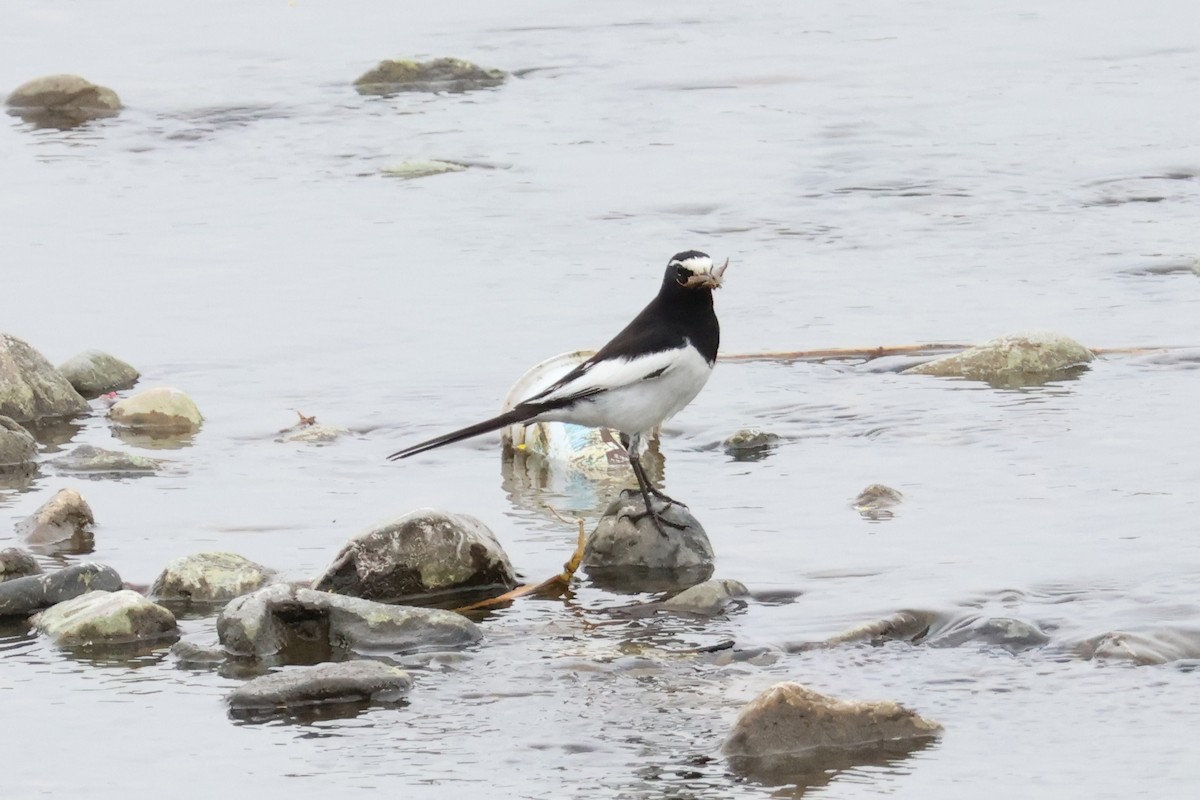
[388,250,728,536]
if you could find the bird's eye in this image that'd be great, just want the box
[675,266,690,284]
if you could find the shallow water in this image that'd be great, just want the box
[2,1,1200,798]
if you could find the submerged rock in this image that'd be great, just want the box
[0,547,42,583]
[150,552,273,604]
[227,660,413,711]
[32,590,177,646]
[904,331,1094,385]
[15,488,95,551]
[853,484,903,520]
[354,57,506,95]
[0,333,89,423]
[1085,627,1200,665]
[171,638,228,669]
[382,160,468,180]
[723,683,942,765]
[57,350,139,396]
[0,562,122,616]
[5,74,121,128]
[217,583,481,659]
[275,414,350,444]
[662,578,749,615]
[0,415,37,471]
[926,615,1049,652]
[50,444,164,475]
[722,428,780,458]
[583,491,714,588]
[313,509,516,602]
[108,387,203,434]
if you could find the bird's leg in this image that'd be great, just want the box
[619,433,685,538]
[616,432,686,508]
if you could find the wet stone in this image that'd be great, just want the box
[108,386,203,434]
[904,331,1094,386]
[853,484,903,520]
[227,660,413,711]
[723,682,942,768]
[0,547,42,583]
[150,552,273,604]
[276,422,350,444]
[382,160,468,180]
[216,583,482,660]
[0,415,37,471]
[722,428,780,458]
[0,333,89,423]
[582,491,714,591]
[354,57,506,95]
[0,562,123,617]
[50,444,164,475]
[6,74,121,129]
[32,589,177,647]
[926,615,1050,652]
[57,350,139,396]
[661,578,749,616]
[1086,627,1200,665]
[172,638,228,669]
[15,488,95,551]
[313,508,516,602]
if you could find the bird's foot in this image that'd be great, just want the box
[647,485,687,508]
[619,505,687,538]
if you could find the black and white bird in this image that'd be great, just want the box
[388,250,728,535]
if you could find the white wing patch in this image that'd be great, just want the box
[526,349,683,405]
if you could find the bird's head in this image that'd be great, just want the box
[667,250,729,291]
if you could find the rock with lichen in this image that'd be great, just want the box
[0,563,122,617]
[150,552,273,604]
[904,331,1094,386]
[354,57,506,95]
[57,350,139,396]
[313,508,516,602]
[0,547,42,584]
[227,660,413,712]
[32,589,177,647]
[50,444,164,475]
[0,416,37,471]
[0,333,89,423]
[6,74,121,128]
[108,386,202,434]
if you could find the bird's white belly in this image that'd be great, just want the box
[536,346,713,435]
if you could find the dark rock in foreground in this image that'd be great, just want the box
[0,547,42,583]
[32,589,177,646]
[50,444,164,475]
[150,552,272,604]
[354,57,505,95]
[15,488,95,552]
[0,416,37,471]
[217,584,481,659]
[227,660,413,711]
[57,350,139,396]
[0,333,88,423]
[583,492,714,591]
[0,562,122,616]
[314,508,516,602]
[723,682,942,769]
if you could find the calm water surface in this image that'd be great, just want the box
[2,1,1199,798]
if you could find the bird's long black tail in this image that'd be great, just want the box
[387,407,540,461]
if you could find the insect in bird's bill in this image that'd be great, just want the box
[388,250,729,537]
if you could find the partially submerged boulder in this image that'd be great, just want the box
[354,57,505,95]
[583,491,714,590]
[15,488,95,552]
[0,415,37,471]
[661,578,749,616]
[6,74,121,128]
[32,589,177,646]
[904,331,1094,386]
[723,683,942,768]
[227,660,413,712]
[50,444,164,475]
[0,333,88,423]
[150,552,272,604]
[722,428,780,458]
[852,484,903,521]
[57,350,139,396]
[108,387,202,434]
[382,160,468,180]
[1085,627,1200,665]
[0,547,42,584]
[313,509,516,602]
[217,583,481,659]
[0,563,123,617]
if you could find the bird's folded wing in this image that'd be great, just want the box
[522,349,680,407]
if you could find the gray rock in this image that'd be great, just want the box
[0,333,88,423]
[150,552,272,604]
[15,488,95,552]
[32,590,177,646]
[583,490,714,571]
[171,638,228,668]
[0,547,42,583]
[275,422,350,444]
[723,683,942,765]
[6,74,121,129]
[0,562,122,616]
[50,444,164,475]
[313,508,516,602]
[820,611,933,648]
[227,660,413,711]
[926,615,1050,652]
[0,415,37,470]
[722,428,780,456]
[853,484,903,520]
[904,331,1094,386]
[662,578,749,615]
[217,583,481,659]
[108,387,202,434]
[1085,627,1200,665]
[354,57,506,95]
[57,350,139,396]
